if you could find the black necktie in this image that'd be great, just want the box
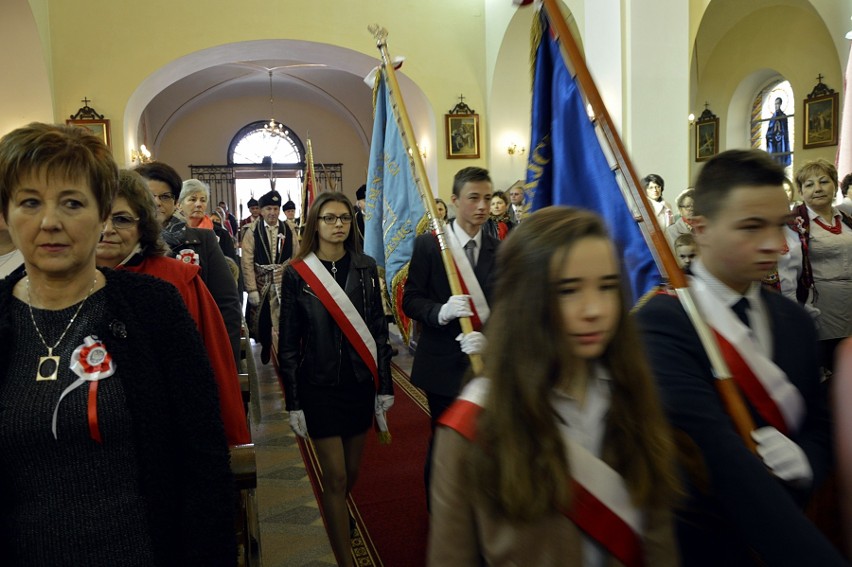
[732,297,751,328]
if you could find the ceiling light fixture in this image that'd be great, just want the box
[264,70,289,138]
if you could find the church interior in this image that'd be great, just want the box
[2,0,851,565]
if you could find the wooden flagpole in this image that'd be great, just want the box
[306,138,317,193]
[540,0,756,451]
[299,137,319,233]
[368,24,483,374]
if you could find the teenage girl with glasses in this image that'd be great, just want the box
[278,191,394,567]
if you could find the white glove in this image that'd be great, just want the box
[376,394,395,413]
[247,291,261,306]
[456,332,487,355]
[751,426,812,486]
[438,295,473,325]
[288,409,309,438]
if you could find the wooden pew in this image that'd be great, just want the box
[232,324,261,566]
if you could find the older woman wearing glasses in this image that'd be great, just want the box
[96,170,249,446]
[134,162,242,369]
[665,189,695,250]
[278,191,393,567]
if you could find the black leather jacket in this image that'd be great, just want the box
[278,251,393,411]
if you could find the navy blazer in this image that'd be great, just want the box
[402,225,498,398]
[636,289,845,566]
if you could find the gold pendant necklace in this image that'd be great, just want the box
[27,275,98,381]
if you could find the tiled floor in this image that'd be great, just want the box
[249,326,413,567]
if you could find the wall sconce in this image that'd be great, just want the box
[507,143,526,156]
[407,144,427,160]
[131,144,152,163]
[689,103,715,128]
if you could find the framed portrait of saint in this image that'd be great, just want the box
[695,117,719,162]
[803,92,838,149]
[445,114,480,159]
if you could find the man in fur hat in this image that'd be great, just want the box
[281,199,299,234]
[242,190,300,363]
[239,197,261,243]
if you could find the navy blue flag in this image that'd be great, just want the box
[525,13,662,302]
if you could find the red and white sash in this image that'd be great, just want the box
[290,253,378,387]
[688,276,805,434]
[439,378,645,567]
[443,229,490,328]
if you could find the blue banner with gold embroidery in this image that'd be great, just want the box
[525,13,661,302]
[364,68,427,342]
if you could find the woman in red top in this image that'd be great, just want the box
[97,169,249,445]
[484,190,514,241]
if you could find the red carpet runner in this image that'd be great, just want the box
[291,362,431,566]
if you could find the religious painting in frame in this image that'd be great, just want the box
[694,117,719,162]
[445,113,480,159]
[66,118,111,148]
[803,92,838,149]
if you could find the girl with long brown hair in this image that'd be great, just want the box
[428,206,680,566]
[278,191,393,567]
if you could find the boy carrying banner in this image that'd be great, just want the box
[636,150,846,566]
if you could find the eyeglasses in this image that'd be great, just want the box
[320,214,353,225]
[108,214,140,229]
[151,193,175,203]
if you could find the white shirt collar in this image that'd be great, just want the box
[450,219,482,248]
[691,259,761,308]
[691,259,772,353]
[806,204,839,223]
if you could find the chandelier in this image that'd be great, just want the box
[264,70,289,138]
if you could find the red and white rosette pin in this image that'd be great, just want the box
[51,335,116,443]
[177,248,200,265]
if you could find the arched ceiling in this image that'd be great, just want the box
[692,0,819,73]
[142,60,372,150]
[692,0,850,70]
[123,39,435,174]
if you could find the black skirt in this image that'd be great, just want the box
[300,378,375,439]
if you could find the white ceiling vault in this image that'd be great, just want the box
[123,39,434,163]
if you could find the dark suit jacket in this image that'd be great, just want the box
[402,224,498,398]
[636,289,845,566]
[163,220,242,366]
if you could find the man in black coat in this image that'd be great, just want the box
[635,150,845,566]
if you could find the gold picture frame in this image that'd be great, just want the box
[445,113,480,159]
[803,92,838,149]
[695,117,719,162]
[66,118,111,148]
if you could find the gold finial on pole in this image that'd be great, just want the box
[367,24,483,374]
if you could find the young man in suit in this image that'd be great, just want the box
[636,149,845,566]
[403,167,499,501]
